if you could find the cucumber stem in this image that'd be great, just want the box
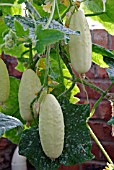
[87,123,113,165]
[87,82,114,121]
[44,0,56,29]
[43,46,50,88]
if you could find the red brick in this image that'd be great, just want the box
[109,34,114,50]
[88,121,114,142]
[58,164,80,170]
[78,99,99,119]
[81,161,106,170]
[92,29,108,48]
[101,142,114,161]
[85,64,97,79]
[96,66,109,79]
[91,142,102,161]
[0,138,9,149]
[76,83,101,100]
[76,79,113,100]
[98,100,112,121]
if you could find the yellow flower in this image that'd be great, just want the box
[42,3,52,13]
[61,0,70,7]
[42,0,53,13]
[103,163,114,170]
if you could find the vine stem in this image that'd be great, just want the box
[87,82,114,121]
[43,46,50,88]
[56,43,64,85]
[0,3,20,7]
[87,123,113,164]
[29,43,34,69]
[44,0,56,29]
[86,82,114,165]
[55,0,62,23]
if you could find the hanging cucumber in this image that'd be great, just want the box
[18,69,41,121]
[69,9,92,74]
[0,58,10,103]
[39,94,64,159]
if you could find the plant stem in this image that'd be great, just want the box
[75,77,104,95]
[55,0,62,23]
[29,43,34,69]
[0,3,20,7]
[44,0,56,29]
[43,46,50,88]
[87,123,113,164]
[25,1,41,19]
[58,81,75,98]
[87,82,114,121]
[61,0,72,19]
[56,43,64,84]
[85,11,105,17]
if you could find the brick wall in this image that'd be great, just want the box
[0,29,114,170]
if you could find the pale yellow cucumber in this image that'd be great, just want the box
[18,69,41,121]
[69,9,92,73]
[0,58,10,103]
[39,94,64,159]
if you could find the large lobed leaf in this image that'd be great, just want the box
[19,97,94,170]
[4,15,79,39]
[0,112,23,137]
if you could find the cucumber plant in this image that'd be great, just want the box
[0,0,114,170]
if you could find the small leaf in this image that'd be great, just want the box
[92,44,114,59]
[14,20,29,38]
[35,24,64,54]
[3,127,23,145]
[92,52,109,68]
[0,113,23,137]
[107,116,114,125]
[104,57,114,83]
[19,97,93,170]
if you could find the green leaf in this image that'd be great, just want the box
[3,43,27,58]
[0,17,8,44]
[107,116,114,125]
[35,24,64,54]
[81,0,114,35]
[63,69,79,103]
[14,20,29,37]
[92,44,114,59]
[19,97,93,170]
[18,0,25,4]
[104,57,114,82]
[4,15,79,40]
[92,52,109,68]
[0,112,23,137]
[0,0,21,18]
[3,126,23,144]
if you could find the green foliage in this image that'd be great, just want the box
[0,1,114,169]
[35,24,64,54]
[81,0,114,35]
[104,57,114,83]
[107,116,114,125]
[19,97,93,170]
[14,20,29,38]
